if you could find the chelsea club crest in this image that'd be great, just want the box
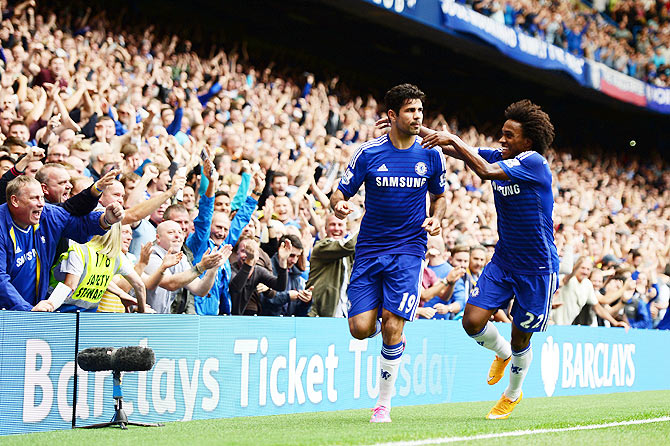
[414,161,427,176]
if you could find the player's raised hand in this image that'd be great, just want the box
[421,216,441,236]
[375,117,391,132]
[421,128,457,150]
[333,200,354,220]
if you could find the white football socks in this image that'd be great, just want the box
[470,321,512,360]
[376,340,404,409]
[505,344,532,401]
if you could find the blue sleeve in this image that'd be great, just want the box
[337,149,367,199]
[478,147,503,163]
[199,175,209,196]
[0,241,32,310]
[633,301,652,329]
[497,152,550,186]
[231,172,251,211]
[264,291,290,306]
[198,82,222,107]
[448,280,467,309]
[60,210,107,243]
[224,196,257,247]
[187,195,214,263]
[427,149,447,195]
[166,107,183,136]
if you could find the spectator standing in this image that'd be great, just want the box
[307,214,357,317]
[229,237,290,315]
[142,220,229,314]
[0,175,123,310]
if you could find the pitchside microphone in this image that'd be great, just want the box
[111,346,155,371]
[76,347,114,371]
[77,346,155,372]
[76,346,161,430]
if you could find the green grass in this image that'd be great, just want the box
[4,391,670,446]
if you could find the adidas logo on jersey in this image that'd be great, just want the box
[15,246,21,254]
[377,164,388,172]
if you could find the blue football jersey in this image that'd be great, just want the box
[338,134,446,259]
[479,148,559,275]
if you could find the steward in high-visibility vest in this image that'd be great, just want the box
[50,243,121,311]
[47,223,149,312]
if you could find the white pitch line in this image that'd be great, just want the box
[359,416,670,446]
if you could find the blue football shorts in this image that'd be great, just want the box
[347,254,423,321]
[468,261,558,332]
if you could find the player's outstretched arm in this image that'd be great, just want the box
[329,188,354,220]
[423,131,509,181]
[420,127,464,160]
[374,117,464,160]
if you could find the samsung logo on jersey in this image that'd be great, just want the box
[375,176,427,188]
[492,183,521,196]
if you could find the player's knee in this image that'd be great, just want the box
[461,315,485,336]
[349,319,373,340]
[382,317,403,336]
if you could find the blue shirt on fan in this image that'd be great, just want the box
[338,134,446,260]
[478,148,559,275]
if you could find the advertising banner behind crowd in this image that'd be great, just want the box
[359,0,670,114]
[2,312,670,436]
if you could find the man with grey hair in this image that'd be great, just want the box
[88,141,113,182]
[0,175,124,311]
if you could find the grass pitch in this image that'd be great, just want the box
[4,390,670,446]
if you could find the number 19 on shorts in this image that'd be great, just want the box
[398,292,417,313]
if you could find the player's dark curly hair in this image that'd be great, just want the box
[504,100,555,153]
[384,84,426,114]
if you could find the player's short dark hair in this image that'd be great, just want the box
[504,100,554,153]
[272,171,287,181]
[215,190,230,199]
[384,84,426,114]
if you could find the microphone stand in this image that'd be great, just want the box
[79,370,163,429]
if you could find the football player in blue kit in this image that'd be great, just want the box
[423,100,557,419]
[330,84,447,423]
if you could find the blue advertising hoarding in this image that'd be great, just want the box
[358,0,670,113]
[2,311,670,435]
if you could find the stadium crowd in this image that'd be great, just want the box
[0,0,668,330]
[470,0,670,85]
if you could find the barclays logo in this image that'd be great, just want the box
[541,336,560,396]
[541,336,636,397]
